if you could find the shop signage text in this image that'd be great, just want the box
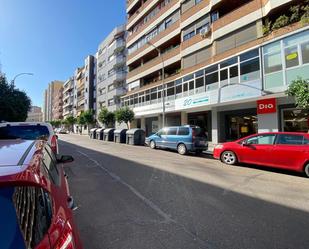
[257,98,277,114]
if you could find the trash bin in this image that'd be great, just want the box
[96,128,105,140]
[114,129,127,143]
[90,128,98,139]
[103,128,115,141]
[126,129,145,145]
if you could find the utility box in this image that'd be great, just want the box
[103,128,115,141]
[126,129,145,145]
[90,128,98,139]
[114,129,127,143]
[96,128,105,140]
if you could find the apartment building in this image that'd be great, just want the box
[52,85,64,120]
[43,80,63,121]
[123,0,309,143]
[96,25,127,119]
[63,77,74,119]
[26,106,43,122]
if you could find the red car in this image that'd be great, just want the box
[213,132,309,177]
[0,139,82,249]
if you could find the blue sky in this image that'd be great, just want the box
[0,0,126,107]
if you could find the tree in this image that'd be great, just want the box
[286,77,309,110]
[98,107,115,128]
[115,106,135,128]
[64,115,76,132]
[0,73,31,121]
[82,109,95,126]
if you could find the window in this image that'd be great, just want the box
[301,41,309,64]
[42,146,60,185]
[240,57,260,82]
[264,52,282,74]
[108,54,115,62]
[108,84,114,91]
[178,127,189,135]
[195,77,204,88]
[167,127,177,135]
[240,49,259,62]
[0,125,50,140]
[285,46,299,68]
[108,98,114,106]
[246,134,276,145]
[277,134,304,145]
[157,128,167,136]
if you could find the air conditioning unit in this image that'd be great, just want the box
[200,25,211,38]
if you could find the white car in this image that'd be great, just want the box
[0,122,59,153]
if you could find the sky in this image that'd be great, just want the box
[0,0,126,107]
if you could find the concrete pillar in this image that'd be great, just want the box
[141,117,146,130]
[258,112,279,133]
[211,108,219,144]
[181,111,188,125]
[158,115,163,129]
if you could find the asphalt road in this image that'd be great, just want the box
[59,134,309,249]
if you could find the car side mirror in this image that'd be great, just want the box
[156,133,161,137]
[57,155,74,164]
[55,135,58,139]
[241,141,248,146]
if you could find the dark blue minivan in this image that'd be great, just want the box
[146,125,208,155]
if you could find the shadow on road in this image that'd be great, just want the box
[59,139,309,249]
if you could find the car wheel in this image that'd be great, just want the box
[304,163,309,178]
[177,143,187,155]
[150,140,156,149]
[221,151,237,165]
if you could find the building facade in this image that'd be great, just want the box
[52,85,64,120]
[26,106,43,122]
[123,0,309,143]
[96,25,127,119]
[43,80,63,121]
[63,77,75,119]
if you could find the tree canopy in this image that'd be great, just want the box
[0,73,31,122]
[115,106,135,128]
[286,77,309,110]
[98,107,115,128]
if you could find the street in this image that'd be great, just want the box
[59,134,309,249]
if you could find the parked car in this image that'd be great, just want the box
[146,125,208,155]
[0,139,82,249]
[213,132,309,177]
[0,122,58,153]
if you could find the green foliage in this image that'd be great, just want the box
[0,73,31,122]
[115,106,135,128]
[65,115,76,125]
[286,77,309,110]
[262,20,272,35]
[301,5,309,26]
[77,114,86,125]
[82,109,95,125]
[290,5,301,23]
[50,120,62,127]
[98,107,115,128]
[272,15,289,30]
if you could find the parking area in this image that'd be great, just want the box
[59,134,309,249]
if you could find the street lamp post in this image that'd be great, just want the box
[11,72,34,87]
[147,41,166,128]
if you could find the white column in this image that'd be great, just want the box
[211,108,219,144]
[258,112,279,133]
[181,111,188,125]
[141,117,146,130]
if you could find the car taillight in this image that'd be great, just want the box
[192,130,196,142]
[55,221,75,249]
[51,135,58,154]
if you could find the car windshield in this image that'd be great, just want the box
[0,126,49,140]
[192,127,207,138]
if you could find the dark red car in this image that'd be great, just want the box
[213,132,309,177]
[0,139,82,249]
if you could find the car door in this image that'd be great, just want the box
[165,127,178,149]
[155,128,166,148]
[241,134,277,166]
[271,134,307,170]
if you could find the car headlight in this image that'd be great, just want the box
[215,144,223,149]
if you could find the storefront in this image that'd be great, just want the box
[188,111,212,140]
[280,105,309,132]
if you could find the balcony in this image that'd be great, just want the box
[127,0,155,28]
[181,0,210,23]
[127,20,180,63]
[110,71,126,85]
[127,0,179,44]
[128,46,180,80]
[113,56,126,69]
[212,0,261,32]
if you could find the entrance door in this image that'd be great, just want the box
[225,113,257,141]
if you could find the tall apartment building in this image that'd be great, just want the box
[43,80,63,121]
[52,86,64,120]
[123,0,309,143]
[26,106,43,122]
[63,77,74,119]
[96,25,127,118]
